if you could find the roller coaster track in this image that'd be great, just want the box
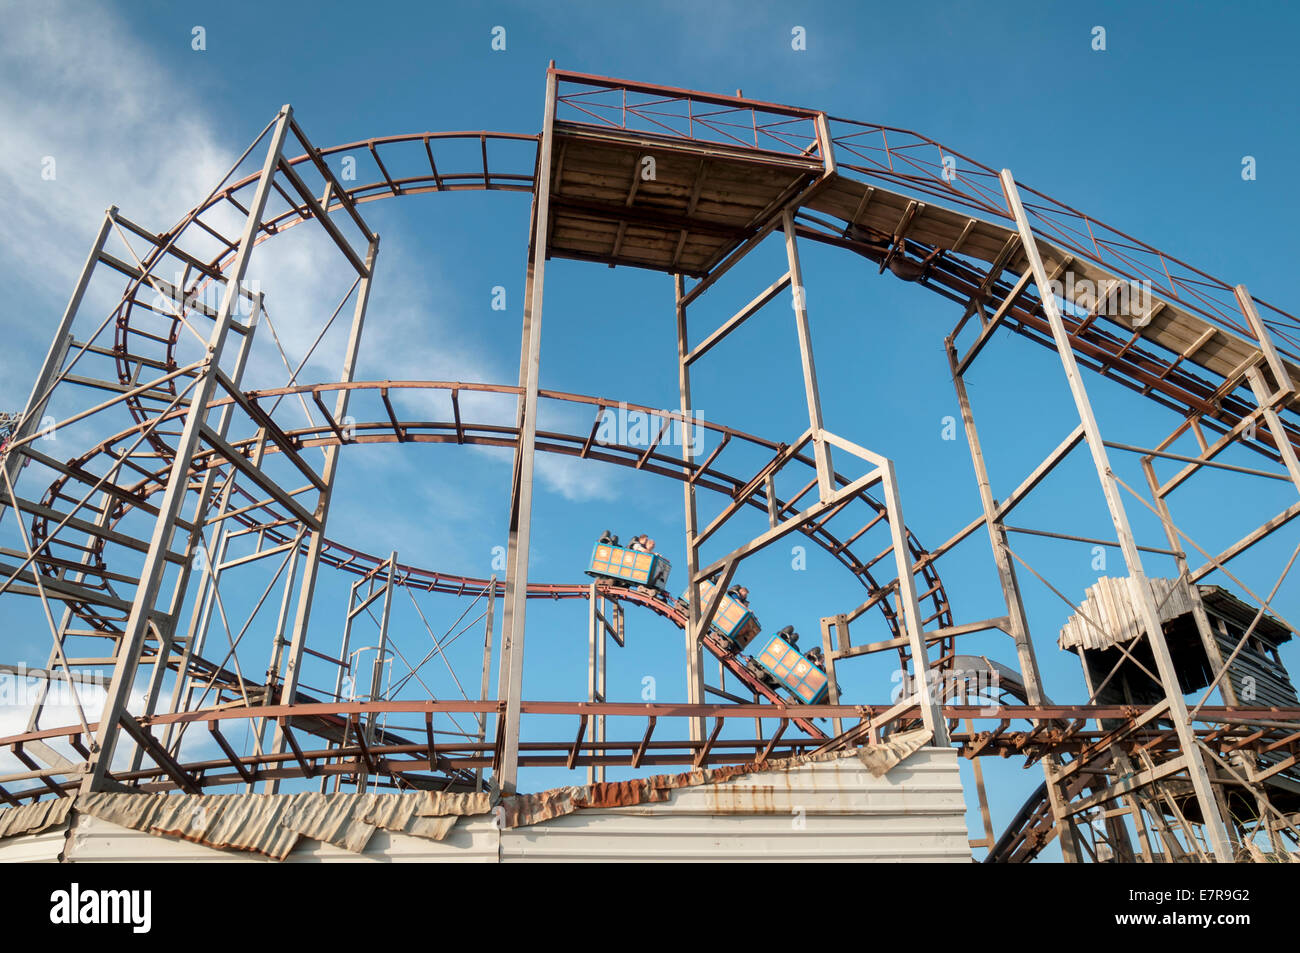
[36,89,1294,646]
[6,699,1300,804]
[101,122,1300,462]
[583,581,827,739]
[3,72,1298,846]
[27,380,950,642]
[31,107,1290,660]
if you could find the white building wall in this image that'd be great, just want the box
[501,747,970,862]
[4,748,969,863]
[0,825,66,863]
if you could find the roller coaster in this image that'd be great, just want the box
[1,67,1298,862]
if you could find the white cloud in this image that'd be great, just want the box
[0,1,232,290]
[0,0,606,514]
[534,452,621,502]
[0,3,621,746]
[0,2,236,410]
[0,681,151,777]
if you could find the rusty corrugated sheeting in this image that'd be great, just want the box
[280,790,489,853]
[77,790,492,860]
[0,795,73,840]
[79,791,300,860]
[500,760,784,828]
[65,811,504,863]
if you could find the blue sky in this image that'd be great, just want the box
[1,0,1298,859]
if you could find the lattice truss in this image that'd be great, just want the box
[0,71,1298,863]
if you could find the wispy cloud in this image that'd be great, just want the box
[0,1,235,408]
[535,452,622,502]
[0,681,153,776]
[0,0,621,642]
[0,1,232,287]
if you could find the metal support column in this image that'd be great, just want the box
[265,231,381,793]
[781,209,834,500]
[675,273,706,742]
[0,207,117,528]
[496,67,558,793]
[477,575,496,792]
[1001,169,1234,861]
[81,109,295,794]
[586,582,604,784]
[130,292,265,774]
[880,461,948,746]
[357,551,397,792]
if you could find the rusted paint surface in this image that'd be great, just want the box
[502,738,931,825]
[708,782,779,815]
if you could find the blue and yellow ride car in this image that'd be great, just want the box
[751,630,830,704]
[682,579,761,651]
[587,540,672,590]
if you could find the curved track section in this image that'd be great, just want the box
[102,107,1300,469]
[31,381,951,646]
[586,582,827,739]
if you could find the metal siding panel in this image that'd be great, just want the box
[66,814,260,863]
[502,812,967,862]
[502,747,969,863]
[0,827,67,863]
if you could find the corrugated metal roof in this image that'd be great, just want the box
[65,813,503,864]
[76,789,492,860]
[0,794,72,841]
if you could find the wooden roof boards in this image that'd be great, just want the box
[546,121,822,276]
[807,175,1300,393]
[546,127,1299,411]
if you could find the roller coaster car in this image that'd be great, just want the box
[749,631,830,704]
[744,656,782,693]
[587,540,672,591]
[681,579,760,651]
